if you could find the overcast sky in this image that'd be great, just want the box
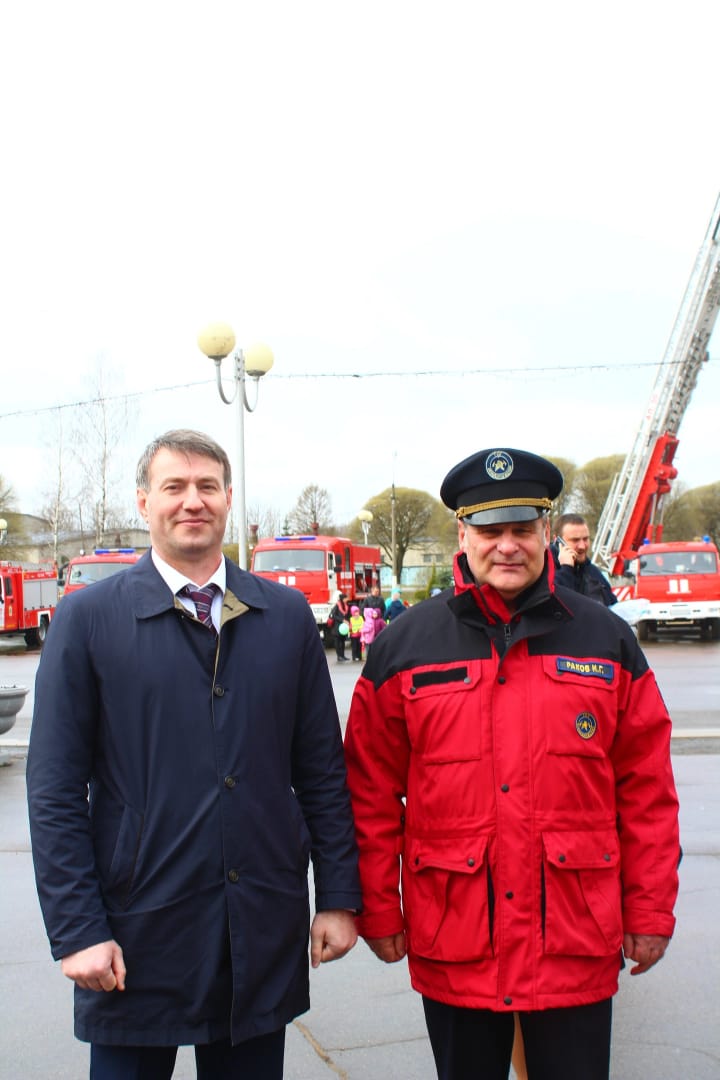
[2,2,719,533]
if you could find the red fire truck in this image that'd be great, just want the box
[0,561,58,647]
[251,534,383,640]
[62,548,141,595]
[624,539,720,641]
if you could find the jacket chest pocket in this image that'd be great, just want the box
[541,829,622,956]
[403,833,493,962]
[401,663,484,761]
[541,656,618,758]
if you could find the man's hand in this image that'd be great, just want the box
[61,939,126,992]
[557,542,577,567]
[365,933,407,964]
[623,933,670,975]
[310,910,358,969]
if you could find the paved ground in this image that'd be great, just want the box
[2,642,719,1077]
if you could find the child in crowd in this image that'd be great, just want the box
[349,605,364,661]
[361,606,384,658]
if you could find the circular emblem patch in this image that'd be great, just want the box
[485,450,514,481]
[575,712,597,740]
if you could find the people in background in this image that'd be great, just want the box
[384,587,406,622]
[551,513,617,607]
[349,605,364,662]
[361,585,385,615]
[330,592,351,662]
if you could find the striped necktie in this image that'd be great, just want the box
[181,584,219,631]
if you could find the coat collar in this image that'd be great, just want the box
[127,550,271,621]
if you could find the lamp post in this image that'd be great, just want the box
[357,509,373,545]
[197,323,274,570]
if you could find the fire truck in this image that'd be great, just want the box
[62,548,141,595]
[624,538,720,641]
[250,534,383,640]
[593,190,720,640]
[0,561,58,647]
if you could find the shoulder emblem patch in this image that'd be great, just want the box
[575,712,597,739]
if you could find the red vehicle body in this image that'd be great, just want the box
[62,549,141,596]
[251,535,383,639]
[0,561,58,648]
[625,538,720,641]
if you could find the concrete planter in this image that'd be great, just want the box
[0,685,29,735]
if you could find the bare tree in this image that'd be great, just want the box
[246,502,285,541]
[286,485,334,535]
[39,409,76,565]
[0,473,15,517]
[72,361,135,547]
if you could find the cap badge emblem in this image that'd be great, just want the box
[485,450,514,481]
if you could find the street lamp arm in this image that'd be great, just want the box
[213,357,238,406]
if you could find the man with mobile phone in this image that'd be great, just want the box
[551,513,617,607]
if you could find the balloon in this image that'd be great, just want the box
[338,622,350,636]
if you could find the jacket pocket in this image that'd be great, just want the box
[403,833,493,961]
[541,656,617,758]
[541,829,622,956]
[105,803,144,904]
[400,662,483,761]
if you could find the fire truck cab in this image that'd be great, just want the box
[627,538,720,641]
[251,535,383,640]
[62,549,141,595]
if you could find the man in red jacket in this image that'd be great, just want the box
[344,447,680,1080]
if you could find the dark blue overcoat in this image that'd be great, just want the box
[26,553,360,1046]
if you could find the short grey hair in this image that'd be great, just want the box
[136,429,232,491]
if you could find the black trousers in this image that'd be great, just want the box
[422,996,612,1080]
[89,1029,286,1080]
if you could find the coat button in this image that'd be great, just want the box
[498,676,506,685]
[467,857,475,867]
[603,853,611,861]
[505,891,514,899]
[558,854,566,863]
[504,996,512,1006]
[227,869,239,883]
[500,784,510,793]
[213,685,225,697]
[463,676,471,684]
[224,776,236,789]
[410,687,417,694]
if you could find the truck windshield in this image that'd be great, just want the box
[253,550,325,572]
[638,552,718,576]
[68,561,136,586]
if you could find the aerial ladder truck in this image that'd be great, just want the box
[592,191,720,639]
[594,191,720,573]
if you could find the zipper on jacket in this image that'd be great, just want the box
[540,862,546,941]
[487,861,495,950]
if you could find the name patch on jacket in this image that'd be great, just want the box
[556,658,614,682]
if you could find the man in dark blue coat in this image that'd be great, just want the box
[550,513,617,608]
[27,429,361,1079]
